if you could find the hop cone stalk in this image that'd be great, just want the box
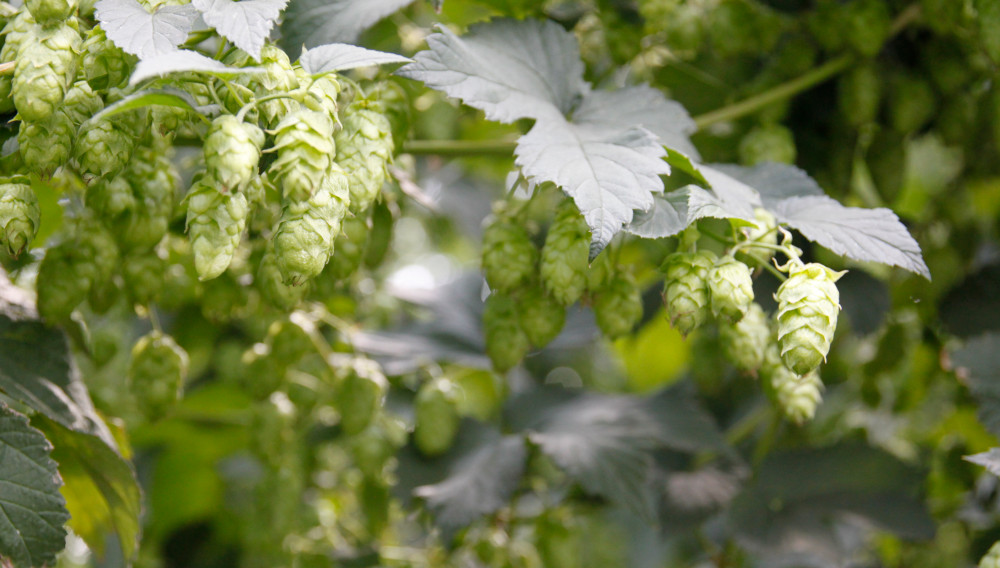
[273,165,350,285]
[128,331,189,421]
[775,262,845,375]
[0,183,40,256]
[204,115,264,193]
[13,22,80,123]
[707,255,754,322]
[185,179,249,280]
[517,287,566,347]
[335,100,393,214]
[594,271,643,338]
[662,250,717,336]
[763,343,823,424]
[483,293,530,372]
[540,201,590,305]
[481,216,537,294]
[719,302,770,372]
[269,109,335,201]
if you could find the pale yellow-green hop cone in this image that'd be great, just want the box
[256,248,308,310]
[719,302,769,372]
[484,293,530,372]
[60,80,104,127]
[540,200,590,305]
[19,112,73,176]
[335,100,393,214]
[26,0,78,25]
[481,215,537,294]
[128,331,188,422]
[302,73,341,118]
[979,541,1000,568]
[204,115,265,193]
[272,165,350,285]
[0,183,40,256]
[74,117,134,180]
[707,255,754,323]
[185,179,250,280]
[253,45,300,128]
[662,249,717,336]
[775,262,845,375]
[517,287,565,347]
[762,342,823,424]
[13,22,80,122]
[0,10,37,112]
[82,26,136,91]
[269,109,335,201]
[594,271,643,338]
[85,174,136,221]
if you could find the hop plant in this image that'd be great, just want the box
[414,379,461,456]
[0,10,36,112]
[719,302,770,372]
[738,122,796,166]
[763,343,823,424]
[26,0,78,25]
[0,183,40,256]
[86,174,136,221]
[337,360,387,436]
[268,109,335,201]
[128,331,189,421]
[594,271,643,338]
[60,80,104,127]
[185,179,250,280]
[302,74,341,118]
[707,255,754,323]
[116,143,177,250]
[19,113,73,175]
[257,248,307,310]
[36,244,93,322]
[483,293,530,372]
[252,45,300,128]
[662,249,717,336]
[540,201,590,305]
[204,115,265,193]
[481,216,537,294]
[335,99,394,214]
[324,215,368,281]
[775,262,845,375]
[82,26,135,90]
[12,22,80,123]
[980,541,1000,568]
[517,287,566,347]
[122,253,166,305]
[272,165,350,285]
[737,208,779,267]
[74,117,134,180]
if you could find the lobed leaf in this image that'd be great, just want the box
[130,50,262,85]
[575,86,699,159]
[625,189,689,238]
[192,0,289,62]
[96,0,199,60]
[280,0,415,58]
[952,332,1000,438]
[299,43,411,74]
[710,162,825,208]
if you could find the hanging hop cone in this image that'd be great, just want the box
[775,262,845,375]
[337,360,387,436]
[269,109,335,201]
[256,247,307,311]
[303,74,341,118]
[13,21,80,123]
[74,117,135,180]
[707,255,754,323]
[719,302,770,372]
[26,0,78,25]
[128,331,188,421]
[762,342,823,424]
[324,214,368,280]
[0,183,40,256]
[594,271,644,338]
[0,10,37,111]
[540,200,590,305]
[204,115,265,193]
[185,179,249,280]
[36,218,117,322]
[335,99,393,214]
[414,378,461,456]
[662,249,717,336]
[517,287,566,348]
[122,252,166,306]
[252,45,300,128]
[115,142,178,251]
[61,80,103,127]
[481,215,537,294]
[19,112,73,176]
[82,26,135,91]
[483,293,530,373]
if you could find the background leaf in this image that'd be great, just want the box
[0,403,70,568]
[710,162,824,208]
[939,261,1000,337]
[130,50,260,85]
[192,0,288,61]
[625,189,689,238]
[280,0,415,58]
[299,44,411,74]
[773,195,931,278]
[96,0,199,60]
[685,185,757,224]
[952,332,1000,438]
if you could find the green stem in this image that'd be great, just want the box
[236,91,303,122]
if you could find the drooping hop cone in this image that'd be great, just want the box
[185,180,249,280]
[74,118,134,180]
[36,220,117,322]
[336,361,387,436]
[414,379,461,456]
[775,262,845,375]
[483,293,530,373]
[481,217,537,294]
[252,45,300,129]
[82,26,136,91]
[762,343,823,424]
[336,101,394,214]
[61,80,104,128]
[719,302,770,372]
[707,255,754,322]
[594,271,643,338]
[662,249,717,336]
[26,0,78,25]
[303,74,341,118]
[256,248,307,311]
[979,541,1000,568]
[517,287,566,348]
[0,183,40,256]
[13,22,80,123]
[540,200,590,305]
[273,165,349,285]
[128,331,188,421]
[204,115,264,193]
[269,109,335,201]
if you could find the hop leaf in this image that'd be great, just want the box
[775,262,845,375]
[594,271,643,338]
[13,23,81,122]
[0,183,40,256]
[540,201,590,305]
[204,115,265,193]
[185,179,249,280]
[662,250,716,336]
[483,293,530,372]
[517,287,566,348]
[762,342,823,424]
[269,108,335,201]
[128,331,188,421]
[720,302,770,372]
[707,255,754,323]
[335,99,393,214]
[414,378,461,456]
[481,216,537,295]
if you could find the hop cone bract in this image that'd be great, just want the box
[481,217,537,294]
[13,22,80,122]
[185,180,249,280]
[708,255,754,322]
[269,109,335,201]
[775,262,844,375]
[335,100,393,214]
[662,250,716,336]
[204,115,264,193]
[763,342,823,424]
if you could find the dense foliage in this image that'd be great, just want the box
[0,0,999,567]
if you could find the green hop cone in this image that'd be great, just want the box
[517,287,566,347]
[204,115,265,193]
[185,179,249,280]
[0,10,36,113]
[13,22,80,123]
[86,174,136,221]
[302,74,341,118]
[61,80,103,127]
[842,0,891,57]
[337,360,387,436]
[78,217,119,285]
[326,215,368,280]
[116,143,177,250]
[349,415,406,478]
[719,302,770,372]
[269,109,335,201]
[481,216,537,294]
[36,243,92,322]
[594,271,643,338]
[775,262,845,375]
[980,541,1000,568]
[335,100,393,214]
[26,0,78,25]
[122,252,166,305]
[738,122,796,166]
[0,183,40,256]
[128,331,188,421]
[82,26,135,91]
[257,248,307,310]
[414,379,461,457]
[252,45,300,128]
[273,165,349,285]
[737,208,779,268]
[540,200,590,305]
[763,343,823,424]
[483,293,530,372]
[74,118,134,180]
[707,255,754,323]
[662,249,717,336]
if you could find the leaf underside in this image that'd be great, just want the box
[96,0,199,60]
[280,0,415,58]
[192,0,289,61]
[299,43,411,74]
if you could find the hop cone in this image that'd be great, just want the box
[185,180,249,280]
[662,250,716,336]
[483,293,530,372]
[481,217,537,294]
[763,343,823,424]
[517,287,565,347]
[116,143,177,250]
[253,45,300,128]
[61,80,103,127]
[26,0,78,25]
[719,302,769,372]
[738,208,779,267]
[335,100,393,214]
[19,112,73,175]
[540,201,590,305]
[0,183,40,256]
[82,26,135,90]
[273,165,350,285]
[269,109,335,201]
[13,22,80,122]
[708,255,754,322]
[257,248,307,310]
[36,244,92,322]
[303,74,341,118]
[325,215,368,280]
[74,118,134,180]
[414,379,460,456]
[0,10,36,112]
[204,115,264,193]
[594,271,643,338]
[980,541,1000,568]
[122,253,166,305]
[128,331,188,421]
[775,262,844,375]
[337,361,387,436]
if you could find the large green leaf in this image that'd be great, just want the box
[0,403,70,568]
